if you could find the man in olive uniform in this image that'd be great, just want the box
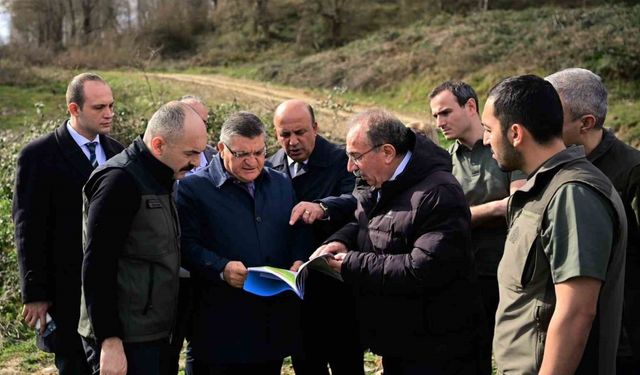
[429,81,525,371]
[483,74,627,375]
[547,68,640,374]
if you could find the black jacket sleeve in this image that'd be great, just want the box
[12,146,52,303]
[82,169,140,342]
[341,184,472,295]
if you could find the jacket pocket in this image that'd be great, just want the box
[500,209,540,292]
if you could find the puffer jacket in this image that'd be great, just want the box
[327,131,485,364]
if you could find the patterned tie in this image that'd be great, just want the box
[86,142,98,169]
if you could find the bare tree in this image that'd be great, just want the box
[314,0,351,47]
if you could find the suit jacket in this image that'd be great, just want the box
[12,121,124,353]
[268,135,356,247]
[177,156,312,363]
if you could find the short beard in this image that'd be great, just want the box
[497,135,523,172]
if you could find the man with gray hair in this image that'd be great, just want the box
[176,111,311,373]
[78,101,208,375]
[547,67,640,373]
[312,108,485,373]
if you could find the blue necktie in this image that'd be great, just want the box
[86,142,98,169]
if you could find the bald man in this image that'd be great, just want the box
[268,99,364,375]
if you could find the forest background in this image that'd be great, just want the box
[0,0,639,373]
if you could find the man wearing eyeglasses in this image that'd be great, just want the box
[176,111,311,374]
[268,99,363,375]
[312,108,484,374]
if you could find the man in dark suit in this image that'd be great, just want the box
[12,72,124,374]
[268,99,363,375]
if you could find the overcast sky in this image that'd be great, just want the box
[0,7,9,44]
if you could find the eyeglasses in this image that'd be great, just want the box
[223,143,266,159]
[346,144,383,166]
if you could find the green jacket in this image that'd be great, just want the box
[494,146,627,375]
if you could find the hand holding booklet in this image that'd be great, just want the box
[243,253,342,299]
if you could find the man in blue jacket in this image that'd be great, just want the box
[177,111,312,374]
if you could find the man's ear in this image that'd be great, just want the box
[579,115,597,133]
[217,141,225,154]
[68,103,80,117]
[382,144,397,163]
[150,136,166,156]
[465,98,478,116]
[511,123,524,148]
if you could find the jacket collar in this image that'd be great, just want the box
[450,138,485,154]
[586,129,614,164]
[131,137,175,191]
[54,120,94,179]
[206,154,269,189]
[518,146,586,194]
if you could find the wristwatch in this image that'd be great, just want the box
[318,202,329,218]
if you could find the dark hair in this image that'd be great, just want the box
[429,81,480,114]
[350,108,412,156]
[487,75,563,144]
[220,111,266,144]
[66,72,107,109]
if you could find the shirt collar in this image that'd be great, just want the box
[389,151,412,181]
[66,120,99,147]
[287,155,308,167]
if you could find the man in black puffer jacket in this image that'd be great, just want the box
[313,108,486,374]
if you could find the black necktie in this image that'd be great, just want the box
[293,162,306,177]
[86,142,98,168]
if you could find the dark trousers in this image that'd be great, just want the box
[618,356,640,375]
[477,275,498,373]
[161,277,195,375]
[382,356,477,375]
[82,337,167,375]
[292,272,364,375]
[55,344,92,375]
[192,359,283,375]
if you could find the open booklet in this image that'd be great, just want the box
[243,254,343,299]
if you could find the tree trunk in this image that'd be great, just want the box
[67,0,77,39]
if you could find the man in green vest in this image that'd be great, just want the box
[546,67,640,374]
[78,101,208,375]
[482,74,627,375]
[429,81,525,372]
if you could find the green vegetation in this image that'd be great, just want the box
[226,4,640,144]
[0,66,273,371]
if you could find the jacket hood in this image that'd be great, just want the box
[378,130,452,199]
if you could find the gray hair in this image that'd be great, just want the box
[180,94,205,105]
[66,72,108,108]
[220,111,266,144]
[144,101,188,143]
[350,108,411,155]
[545,68,608,129]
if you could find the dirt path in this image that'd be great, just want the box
[153,73,428,140]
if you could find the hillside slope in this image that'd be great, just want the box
[222,5,639,143]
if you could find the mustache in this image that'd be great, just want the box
[180,163,195,172]
[353,170,362,178]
